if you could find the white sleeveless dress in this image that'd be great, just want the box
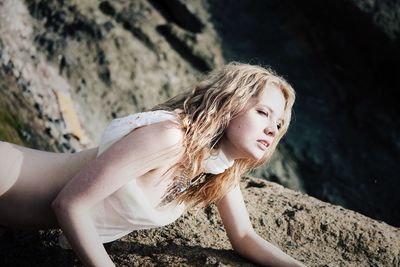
[59,110,186,248]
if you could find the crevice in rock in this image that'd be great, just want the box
[148,0,205,33]
[99,1,116,17]
[157,23,210,72]
[98,1,160,57]
[27,1,105,41]
[245,180,267,189]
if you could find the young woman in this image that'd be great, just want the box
[0,62,305,267]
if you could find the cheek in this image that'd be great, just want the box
[226,118,254,142]
[234,115,258,131]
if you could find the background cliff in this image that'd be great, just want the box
[0,0,399,266]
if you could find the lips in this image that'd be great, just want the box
[257,139,270,150]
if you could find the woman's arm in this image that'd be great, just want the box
[51,121,185,267]
[216,185,306,267]
[52,201,115,267]
[233,231,306,267]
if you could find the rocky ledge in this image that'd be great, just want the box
[1,176,398,266]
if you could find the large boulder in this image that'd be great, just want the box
[1,176,399,266]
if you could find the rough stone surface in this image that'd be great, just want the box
[1,176,399,266]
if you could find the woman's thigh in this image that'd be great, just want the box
[0,141,63,228]
[0,141,24,197]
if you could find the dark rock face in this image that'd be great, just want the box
[13,0,223,148]
[207,0,400,227]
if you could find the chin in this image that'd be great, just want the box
[254,154,264,161]
[253,149,267,161]
[235,146,265,161]
[246,151,264,161]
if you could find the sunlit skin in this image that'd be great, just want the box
[218,84,285,161]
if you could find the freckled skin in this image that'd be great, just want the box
[218,84,285,161]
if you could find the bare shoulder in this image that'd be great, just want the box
[120,119,186,173]
[127,119,185,148]
[99,119,186,170]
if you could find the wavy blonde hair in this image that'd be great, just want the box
[149,61,295,210]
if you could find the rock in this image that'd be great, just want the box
[53,89,90,145]
[0,0,93,152]
[0,176,398,266]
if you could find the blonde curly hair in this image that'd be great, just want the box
[149,61,295,210]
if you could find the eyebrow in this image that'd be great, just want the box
[259,104,284,123]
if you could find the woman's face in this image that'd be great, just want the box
[219,83,286,161]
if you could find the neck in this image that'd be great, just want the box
[216,137,237,162]
[203,144,235,175]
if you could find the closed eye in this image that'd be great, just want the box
[258,110,282,130]
[257,110,268,117]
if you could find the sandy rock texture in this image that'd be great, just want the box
[1,176,399,266]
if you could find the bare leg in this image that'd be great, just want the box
[0,141,24,197]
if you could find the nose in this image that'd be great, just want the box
[264,124,277,137]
